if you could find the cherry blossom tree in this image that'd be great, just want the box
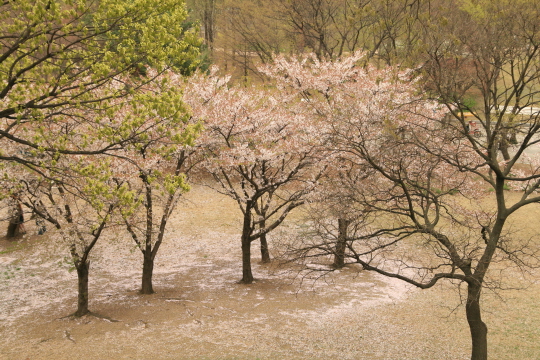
[266,51,540,360]
[186,69,323,284]
[111,70,202,294]
[260,52,393,268]
[114,148,198,294]
[0,67,201,314]
[299,154,372,269]
[10,154,130,317]
[0,0,203,313]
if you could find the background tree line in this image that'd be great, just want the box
[186,0,435,82]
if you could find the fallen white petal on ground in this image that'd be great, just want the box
[0,186,476,359]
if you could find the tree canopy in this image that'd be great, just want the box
[0,0,201,170]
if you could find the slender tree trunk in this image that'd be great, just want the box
[74,261,90,317]
[241,234,253,283]
[466,282,488,360]
[241,203,254,283]
[499,129,511,161]
[141,252,155,294]
[203,0,215,49]
[333,218,350,269]
[140,172,156,294]
[259,218,270,263]
[260,234,270,263]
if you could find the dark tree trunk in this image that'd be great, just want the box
[259,219,270,263]
[203,0,215,49]
[509,130,518,144]
[7,202,24,238]
[466,282,488,360]
[141,252,155,294]
[260,234,270,263]
[499,129,511,161]
[499,140,511,161]
[333,218,350,268]
[6,222,20,238]
[241,235,253,283]
[74,261,90,317]
[241,202,254,283]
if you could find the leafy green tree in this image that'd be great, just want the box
[0,0,202,316]
[14,154,130,317]
[0,0,201,169]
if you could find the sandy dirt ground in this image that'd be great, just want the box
[0,186,539,360]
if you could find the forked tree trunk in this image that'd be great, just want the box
[74,261,90,317]
[141,252,155,294]
[333,218,350,269]
[466,283,488,360]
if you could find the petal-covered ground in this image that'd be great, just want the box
[0,186,538,359]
